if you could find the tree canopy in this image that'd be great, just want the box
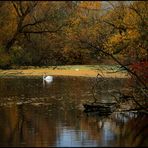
[0,1,147,69]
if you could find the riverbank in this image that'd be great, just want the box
[0,65,129,78]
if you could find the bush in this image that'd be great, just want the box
[0,47,11,69]
[130,61,148,84]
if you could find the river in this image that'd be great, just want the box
[0,76,147,147]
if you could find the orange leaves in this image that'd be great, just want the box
[78,1,101,10]
[65,26,78,41]
[130,61,148,83]
[109,34,123,44]
[70,17,81,26]
[126,30,140,40]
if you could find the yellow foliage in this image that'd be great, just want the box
[109,34,123,45]
[127,30,140,39]
[123,9,137,26]
[72,18,81,25]
[63,46,69,53]
[78,1,101,10]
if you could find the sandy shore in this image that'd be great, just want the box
[0,68,129,78]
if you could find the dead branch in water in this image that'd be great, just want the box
[80,40,148,113]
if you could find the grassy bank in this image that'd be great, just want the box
[0,65,129,78]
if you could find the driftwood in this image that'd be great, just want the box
[83,102,117,115]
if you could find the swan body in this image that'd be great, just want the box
[43,74,53,82]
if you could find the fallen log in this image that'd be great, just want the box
[83,102,117,115]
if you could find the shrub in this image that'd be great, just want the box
[130,61,148,84]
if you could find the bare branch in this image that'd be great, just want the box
[21,22,68,34]
[11,1,21,17]
[80,39,147,89]
[19,1,23,15]
[21,19,45,30]
[21,30,56,34]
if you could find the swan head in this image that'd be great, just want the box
[43,73,46,79]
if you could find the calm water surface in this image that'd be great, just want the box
[0,76,147,147]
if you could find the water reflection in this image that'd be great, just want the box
[43,79,53,88]
[0,77,147,147]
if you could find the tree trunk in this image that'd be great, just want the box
[5,32,18,52]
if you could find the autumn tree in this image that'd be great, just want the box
[65,1,147,110]
[0,1,73,68]
[63,1,103,64]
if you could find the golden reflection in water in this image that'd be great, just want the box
[0,105,57,147]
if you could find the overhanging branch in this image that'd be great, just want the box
[80,40,147,89]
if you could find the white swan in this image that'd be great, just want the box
[43,73,53,82]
